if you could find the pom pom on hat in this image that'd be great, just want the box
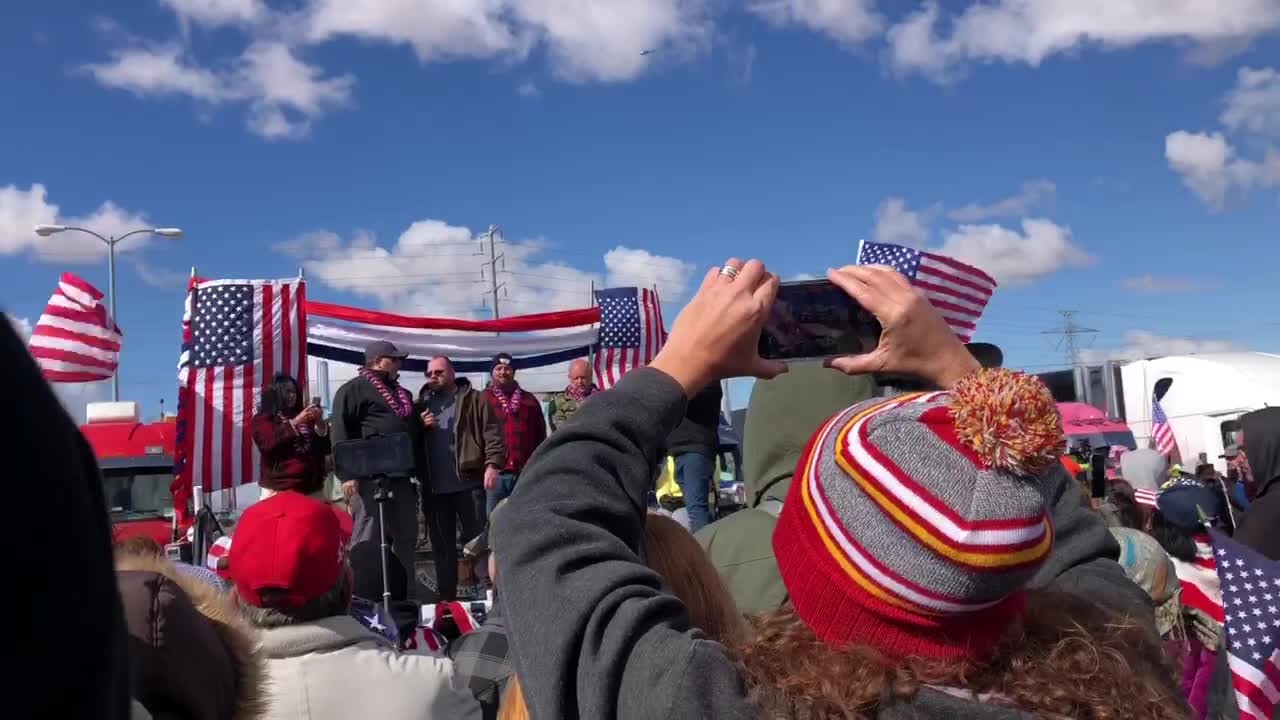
[949,368,1065,477]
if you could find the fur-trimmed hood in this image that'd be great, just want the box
[116,551,268,720]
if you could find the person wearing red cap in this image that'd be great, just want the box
[492,260,1183,719]
[229,491,481,720]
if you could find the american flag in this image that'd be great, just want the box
[593,287,666,389]
[856,241,996,342]
[27,272,122,382]
[1152,395,1178,456]
[174,278,307,504]
[1209,528,1280,720]
[1133,487,1160,508]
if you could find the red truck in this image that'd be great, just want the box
[80,401,182,545]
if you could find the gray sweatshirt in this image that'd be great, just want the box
[493,368,1154,719]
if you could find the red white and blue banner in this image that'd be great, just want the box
[304,292,665,379]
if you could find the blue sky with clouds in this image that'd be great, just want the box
[2,0,1279,414]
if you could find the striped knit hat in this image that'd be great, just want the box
[772,368,1065,660]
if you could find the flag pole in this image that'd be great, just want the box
[587,280,596,382]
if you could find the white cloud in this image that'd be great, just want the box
[517,80,540,97]
[129,258,190,289]
[936,218,1093,285]
[603,247,695,299]
[85,40,353,140]
[1121,274,1209,292]
[85,44,226,101]
[1220,66,1280,138]
[1079,330,1240,363]
[747,0,883,48]
[303,0,713,83]
[276,218,696,318]
[6,314,32,340]
[1164,130,1280,209]
[888,0,1280,81]
[0,183,153,263]
[872,197,932,247]
[160,0,265,28]
[947,179,1056,222]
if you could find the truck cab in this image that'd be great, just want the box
[80,401,178,545]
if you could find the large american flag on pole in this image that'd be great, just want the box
[174,278,307,507]
[1209,528,1280,720]
[856,241,996,343]
[593,287,666,389]
[28,272,122,382]
[1152,395,1178,456]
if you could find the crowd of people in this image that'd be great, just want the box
[11,258,1280,719]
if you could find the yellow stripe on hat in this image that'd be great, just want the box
[799,401,928,614]
[831,404,1052,570]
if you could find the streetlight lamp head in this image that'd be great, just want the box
[34,224,67,237]
[153,227,183,238]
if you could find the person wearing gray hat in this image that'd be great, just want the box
[331,340,421,587]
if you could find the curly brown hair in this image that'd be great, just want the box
[734,590,1186,719]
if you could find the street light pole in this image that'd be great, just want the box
[33,224,183,401]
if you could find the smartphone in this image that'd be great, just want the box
[758,280,881,361]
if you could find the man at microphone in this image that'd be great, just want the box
[251,372,331,499]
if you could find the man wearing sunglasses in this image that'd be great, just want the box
[417,356,506,600]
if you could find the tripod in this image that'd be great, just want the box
[371,473,394,620]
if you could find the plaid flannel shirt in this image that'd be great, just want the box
[485,386,547,473]
[447,616,512,720]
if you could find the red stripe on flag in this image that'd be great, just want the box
[41,370,112,383]
[30,324,121,351]
[222,366,235,494]
[920,250,997,287]
[27,345,117,370]
[280,282,293,381]
[295,281,308,391]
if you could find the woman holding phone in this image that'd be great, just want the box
[251,372,331,499]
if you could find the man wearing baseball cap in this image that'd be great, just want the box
[231,491,481,720]
[331,340,421,584]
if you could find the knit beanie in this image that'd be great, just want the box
[772,368,1065,660]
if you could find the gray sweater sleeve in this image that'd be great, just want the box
[1029,464,1155,625]
[494,368,754,720]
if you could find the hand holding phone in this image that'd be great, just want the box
[757,280,881,361]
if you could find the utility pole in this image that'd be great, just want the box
[1041,310,1098,367]
[479,225,506,320]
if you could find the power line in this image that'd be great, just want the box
[1040,310,1098,368]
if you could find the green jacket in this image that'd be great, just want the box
[547,388,597,433]
[694,363,876,614]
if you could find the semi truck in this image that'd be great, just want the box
[79,400,179,545]
[1038,352,1280,473]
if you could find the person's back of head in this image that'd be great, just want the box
[643,513,743,645]
[228,491,351,627]
[116,548,266,720]
[735,368,1183,718]
[1241,407,1280,494]
[742,361,876,507]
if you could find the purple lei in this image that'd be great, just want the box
[488,382,523,415]
[359,367,413,418]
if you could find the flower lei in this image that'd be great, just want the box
[488,382,524,415]
[565,383,596,404]
[359,366,414,418]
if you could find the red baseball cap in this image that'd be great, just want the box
[229,491,344,609]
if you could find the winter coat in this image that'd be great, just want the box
[115,551,267,720]
[415,378,506,489]
[694,362,877,613]
[251,413,332,494]
[255,614,482,720]
[1235,407,1280,560]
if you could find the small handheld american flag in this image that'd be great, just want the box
[855,240,996,343]
[1209,529,1280,720]
[1152,395,1178,457]
[593,287,666,389]
[28,272,122,383]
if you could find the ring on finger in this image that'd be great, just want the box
[718,264,741,280]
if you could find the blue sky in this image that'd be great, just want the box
[2,1,1279,415]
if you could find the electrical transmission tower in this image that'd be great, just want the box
[1041,310,1098,367]
[477,224,506,320]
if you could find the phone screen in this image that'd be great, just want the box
[758,280,881,361]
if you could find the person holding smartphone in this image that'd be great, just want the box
[251,372,331,499]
